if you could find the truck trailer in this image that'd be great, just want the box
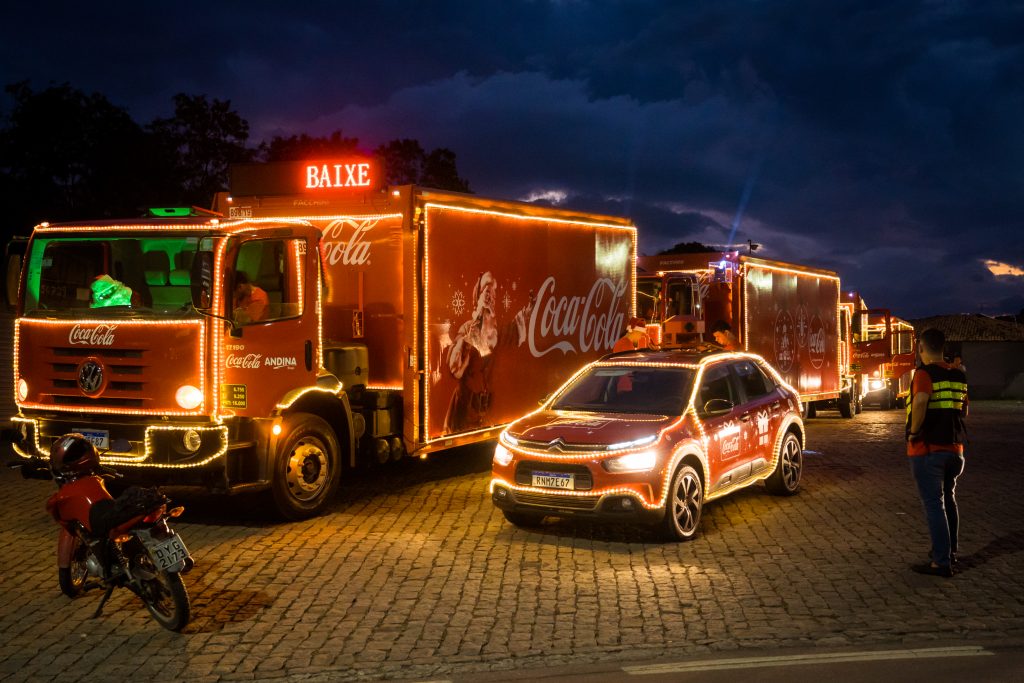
[636,251,845,417]
[6,158,637,518]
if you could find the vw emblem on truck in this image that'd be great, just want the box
[77,359,105,395]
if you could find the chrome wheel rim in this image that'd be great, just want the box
[781,436,802,490]
[286,438,329,502]
[671,470,702,535]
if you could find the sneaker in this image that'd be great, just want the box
[911,562,954,578]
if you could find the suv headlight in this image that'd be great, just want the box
[604,450,658,473]
[493,443,514,467]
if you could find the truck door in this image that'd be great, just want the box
[221,237,319,417]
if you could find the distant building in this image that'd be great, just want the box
[911,314,1024,399]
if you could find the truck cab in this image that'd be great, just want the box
[7,213,354,519]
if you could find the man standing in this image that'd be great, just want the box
[906,328,968,577]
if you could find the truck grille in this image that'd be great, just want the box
[43,344,151,406]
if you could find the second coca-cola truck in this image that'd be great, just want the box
[6,159,636,518]
[636,251,848,416]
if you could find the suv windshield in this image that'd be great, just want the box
[22,233,206,318]
[551,365,694,415]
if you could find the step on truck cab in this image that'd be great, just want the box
[6,158,637,519]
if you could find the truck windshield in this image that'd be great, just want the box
[551,366,694,415]
[21,234,205,318]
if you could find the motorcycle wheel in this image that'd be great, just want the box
[58,537,90,598]
[131,552,191,631]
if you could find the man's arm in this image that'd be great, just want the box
[908,390,930,438]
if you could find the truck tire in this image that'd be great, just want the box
[880,390,894,411]
[801,401,816,419]
[765,431,802,496]
[658,464,703,542]
[838,393,854,418]
[271,413,341,520]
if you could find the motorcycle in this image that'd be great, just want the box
[12,434,194,631]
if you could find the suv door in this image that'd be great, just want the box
[696,361,748,493]
[730,358,785,472]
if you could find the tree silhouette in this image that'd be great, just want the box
[261,131,360,162]
[148,94,253,206]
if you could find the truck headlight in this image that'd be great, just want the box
[604,450,658,473]
[17,379,28,402]
[493,443,513,467]
[868,379,885,392]
[175,385,203,410]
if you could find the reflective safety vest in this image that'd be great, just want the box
[905,364,968,445]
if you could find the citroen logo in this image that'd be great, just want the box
[78,359,104,395]
[547,438,566,453]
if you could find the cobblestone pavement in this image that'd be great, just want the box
[1,402,1023,682]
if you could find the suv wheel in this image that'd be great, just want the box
[766,431,802,496]
[659,464,703,541]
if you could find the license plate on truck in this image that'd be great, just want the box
[73,428,109,450]
[148,535,190,572]
[532,471,574,490]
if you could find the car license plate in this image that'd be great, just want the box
[148,535,190,572]
[532,471,574,490]
[73,428,109,450]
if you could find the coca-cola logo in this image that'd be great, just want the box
[68,324,117,346]
[527,276,626,357]
[321,218,375,266]
[807,314,826,369]
[225,353,262,369]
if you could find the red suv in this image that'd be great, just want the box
[490,349,804,540]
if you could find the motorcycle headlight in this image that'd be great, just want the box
[604,450,658,473]
[493,443,514,467]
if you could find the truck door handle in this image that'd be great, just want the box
[304,340,313,372]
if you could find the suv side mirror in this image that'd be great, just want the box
[701,398,734,416]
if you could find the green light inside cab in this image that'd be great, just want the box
[148,207,193,217]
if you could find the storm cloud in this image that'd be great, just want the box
[3,0,1022,316]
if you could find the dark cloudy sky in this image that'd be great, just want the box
[3,1,1023,318]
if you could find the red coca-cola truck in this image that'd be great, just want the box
[636,251,846,416]
[5,158,636,518]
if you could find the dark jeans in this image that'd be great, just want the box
[910,450,965,567]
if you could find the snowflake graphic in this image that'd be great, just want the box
[502,292,512,311]
[451,290,467,315]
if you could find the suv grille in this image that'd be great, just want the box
[513,491,600,511]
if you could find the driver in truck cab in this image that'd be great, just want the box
[232,272,268,324]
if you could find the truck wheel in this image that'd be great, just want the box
[502,510,545,527]
[765,431,802,496]
[801,401,816,419]
[854,397,863,414]
[659,464,703,542]
[271,413,341,520]
[838,393,854,418]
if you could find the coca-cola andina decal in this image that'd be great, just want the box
[68,324,117,346]
[225,353,297,370]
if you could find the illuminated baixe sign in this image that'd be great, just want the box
[305,162,372,189]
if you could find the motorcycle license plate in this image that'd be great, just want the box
[73,428,109,450]
[149,535,190,572]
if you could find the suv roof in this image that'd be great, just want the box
[600,344,732,365]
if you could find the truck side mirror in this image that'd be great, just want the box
[4,237,28,312]
[190,251,214,310]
